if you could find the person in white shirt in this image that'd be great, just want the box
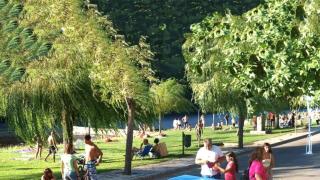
[173,118,178,130]
[195,138,224,179]
[61,143,79,180]
[177,118,182,130]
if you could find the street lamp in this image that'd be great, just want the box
[304,96,313,155]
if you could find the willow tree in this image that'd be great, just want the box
[150,79,193,133]
[183,0,320,148]
[0,0,127,145]
[90,37,156,175]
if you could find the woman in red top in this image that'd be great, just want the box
[249,147,267,180]
[214,151,238,180]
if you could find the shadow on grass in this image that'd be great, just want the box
[4,172,48,180]
[15,167,34,170]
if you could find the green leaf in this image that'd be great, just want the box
[8,4,23,18]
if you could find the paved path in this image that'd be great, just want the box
[162,131,320,180]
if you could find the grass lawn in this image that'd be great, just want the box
[0,126,305,180]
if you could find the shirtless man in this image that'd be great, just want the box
[84,134,103,180]
[45,131,58,162]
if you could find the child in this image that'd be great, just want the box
[214,151,238,180]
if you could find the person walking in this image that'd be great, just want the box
[249,147,267,180]
[84,134,103,180]
[61,143,79,180]
[262,143,275,180]
[195,138,224,179]
[45,131,58,162]
[214,151,238,180]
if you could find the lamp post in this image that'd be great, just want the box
[304,96,313,155]
[212,113,215,131]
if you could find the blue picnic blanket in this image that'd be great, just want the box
[168,175,215,180]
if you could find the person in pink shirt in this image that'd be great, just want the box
[214,151,238,180]
[249,147,267,180]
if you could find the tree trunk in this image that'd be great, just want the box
[61,108,73,146]
[158,114,162,134]
[238,104,246,149]
[275,113,280,129]
[124,97,134,175]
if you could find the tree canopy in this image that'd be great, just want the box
[0,0,154,143]
[183,0,320,147]
[184,0,320,112]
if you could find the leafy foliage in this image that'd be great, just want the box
[150,78,193,131]
[184,0,320,114]
[0,0,152,143]
[151,79,193,116]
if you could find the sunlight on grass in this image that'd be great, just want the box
[0,126,300,179]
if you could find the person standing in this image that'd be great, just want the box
[262,143,275,180]
[35,136,43,160]
[249,147,267,180]
[182,115,189,129]
[84,134,103,180]
[177,118,182,130]
[61,143,79,180]
[214,151,238,180]
[195,138,224,179]
[45,131,58,162]
[224,113,230,126]
[200,114,206,128]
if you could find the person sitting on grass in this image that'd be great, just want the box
[150,138,161,158]
[214,152,238,180]
[132,139,152,158]
[41,168,56,180]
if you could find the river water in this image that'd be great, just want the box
[157,113,238,130]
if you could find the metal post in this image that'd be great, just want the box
[182,132,185,155]
[305,96,313,155]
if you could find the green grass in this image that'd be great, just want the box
[0,126,304,180]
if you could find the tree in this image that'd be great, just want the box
[90,37,156,175]
[183,0,320,148]
[0,0,128,146]
[150,79,193,133]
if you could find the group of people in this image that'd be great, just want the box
[279,112,297,128]
[173,113,238,132]
[173,115,190,130]
[132,138,167,159]
[41,134,103,180]
[196,138,274,180]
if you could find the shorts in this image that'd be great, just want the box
[86,160,98,180]
[49,146,56,154]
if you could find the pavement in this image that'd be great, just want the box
[97,127,320,180]
[159,128,320,180]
